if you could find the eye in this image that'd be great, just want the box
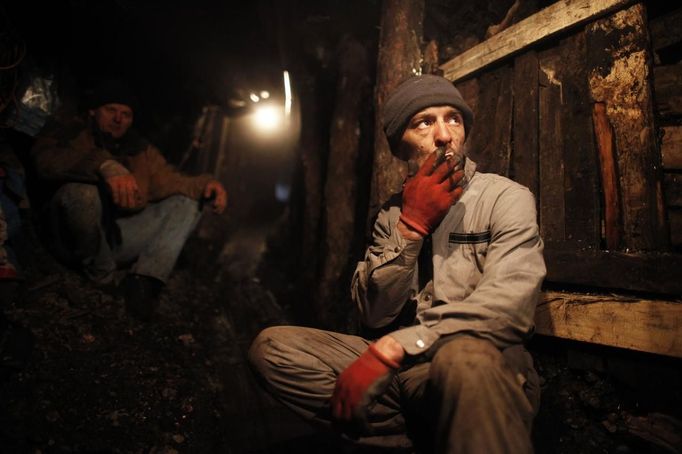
[446,114,462,125]
[416,118,433,129]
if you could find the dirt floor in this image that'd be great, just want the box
[1,215,681,454]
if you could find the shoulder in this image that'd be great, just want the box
[469,172,534,203]
[465,172,538,226]
[39,115,88,144]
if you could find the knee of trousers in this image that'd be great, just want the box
[53,183,102,216]
[248,326,298,382]
[159,195,200,218]
[428,336,506,389]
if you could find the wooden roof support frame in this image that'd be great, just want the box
[440,0,634,82]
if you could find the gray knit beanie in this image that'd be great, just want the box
[382,74,474,154]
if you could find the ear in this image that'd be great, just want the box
[88,109,96,117]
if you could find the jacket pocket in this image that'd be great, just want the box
[448,231,490,272]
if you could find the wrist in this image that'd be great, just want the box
[372,336,405,365]
[99,160,130,179]
[398,217,426,240]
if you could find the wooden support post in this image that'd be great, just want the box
[661,126,682,170]
[369,0,424,219]
[592,102,622,250]
[586,3,669,251]
[466,65,513,176]
[654,63,682,120]
[512,51,539,198]
[538,48,565,244]
[315,37,369,329]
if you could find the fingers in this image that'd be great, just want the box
[448,169,465,190]
[107,175,141,209]
[423,149,462,182]
[205,181,227,214]
[416,151,439,177]
[213,189,227,214]
[203,183,213,199]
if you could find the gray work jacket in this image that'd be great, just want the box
[352,159,546,356]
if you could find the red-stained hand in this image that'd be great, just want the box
[400,150,464,236]
[203,180,227,214]
[105,174,142,210]
[330,343,400,427]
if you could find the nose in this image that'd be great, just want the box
[112,111,122,123]
[434,119,452,146]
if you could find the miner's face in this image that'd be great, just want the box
[398,105,466,167]
[89,103,134,138]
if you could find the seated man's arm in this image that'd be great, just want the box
[31,122,113,183]
[145,146,218,202]
[352,199,423,329]
[389,187,546,358]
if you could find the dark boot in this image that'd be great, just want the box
[123,274,162,322]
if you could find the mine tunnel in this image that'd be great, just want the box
[0,1,681,453]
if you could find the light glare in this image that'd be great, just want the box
[252,105,281,132]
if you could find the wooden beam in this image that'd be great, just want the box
[370,0,424,216]
[593,102,622,249]
[544,248,682,295]
[586,4,669,251]
[466,65,513,176]
[557,32,600,249]
[538,47,565,243]
[511,50,539,198]
[440,0,632,82]
[662,126,682,170]
[664,174,682,208]
[649,7,682,51]
[536,290,682,358]
[654,63,682,120]
[670,210,682,247]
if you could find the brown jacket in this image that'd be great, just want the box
[31,117,212,207]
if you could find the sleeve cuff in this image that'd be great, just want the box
[389,324,440,356]
[98,159,130,179]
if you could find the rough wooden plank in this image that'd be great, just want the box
[440,0,633,82]
[544,248,682,295]
[511,50,539,197]
[664,174,682,207]
[536,290,682,358]
[649,7,682,51]
[654,63,682,119]
[538,47,565,244]
[466,65,513,176]
[586,4,669,251]
[593,102,622,250]
[557,31,600,249]
[661,126,682,170]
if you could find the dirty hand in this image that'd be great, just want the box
[400,150,464,236]
[105,174,142,210]
[330,337,403,427]
[203,180,227,214]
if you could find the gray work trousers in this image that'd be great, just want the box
[248,326,540,453]
[49,183,201,284]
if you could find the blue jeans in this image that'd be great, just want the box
[49,183,201,284]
